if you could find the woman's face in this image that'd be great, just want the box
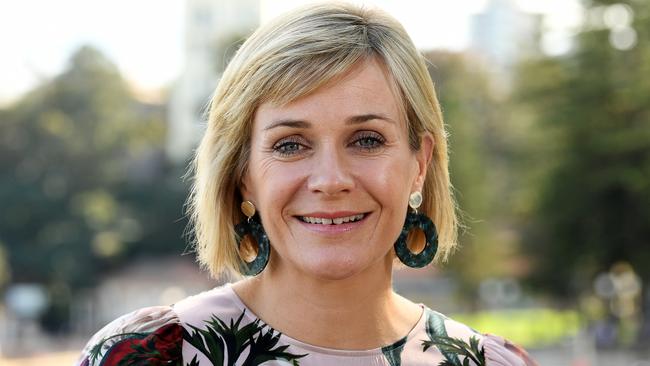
[241,57,432,280]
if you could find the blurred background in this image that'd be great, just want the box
[1,0,649,365]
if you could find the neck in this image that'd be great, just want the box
[232,255,421,350]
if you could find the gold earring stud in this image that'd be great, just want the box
[241,200,256,218]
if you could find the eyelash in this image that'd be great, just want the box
[272,131,386,157]
[352,131,385,151]
[272,136,305,156]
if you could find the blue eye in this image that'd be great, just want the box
[353,132,385,150]
[273,137,306,156]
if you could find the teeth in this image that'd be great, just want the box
[301,214,365,225]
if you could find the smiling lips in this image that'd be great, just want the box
[300,214,365,225]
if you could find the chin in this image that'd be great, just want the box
[308,266,360,282]
[296,254,378,282]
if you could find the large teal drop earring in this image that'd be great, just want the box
[235,201,270,276]
[394,191,438,268]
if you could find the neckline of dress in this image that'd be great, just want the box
[223,282,427,357]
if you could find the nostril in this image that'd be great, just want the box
[306,151,355,194]
[307,172,355,195]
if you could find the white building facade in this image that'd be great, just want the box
[168,0,260,163]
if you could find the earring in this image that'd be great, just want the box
[394,191,438,268]
[234,201,270,276]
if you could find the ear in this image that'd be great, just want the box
[239,171,253,202]
[412,133,434,192]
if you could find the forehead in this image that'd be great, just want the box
[254,57,405,127]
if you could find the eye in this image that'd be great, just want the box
[273,136,307,156]
[352,131,385,151]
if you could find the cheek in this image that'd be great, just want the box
[351,153,418,201]
[250,157,307,215]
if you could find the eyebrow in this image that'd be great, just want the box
[263,113,396,131]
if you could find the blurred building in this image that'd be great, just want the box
[168,0,260,163]
[470,0,542,93]
[71,257,215,336]
[0,258,214,357]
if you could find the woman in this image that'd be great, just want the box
[76,3,538,365]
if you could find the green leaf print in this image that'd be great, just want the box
[424,310,462,366]
[381,336,407,366]
[183,318,228,365]
[422,335,485,366]
[186,355,201,366]
[421,309,486,366]
[182,310,307,365]
[242,326,306,366]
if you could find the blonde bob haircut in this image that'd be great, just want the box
[186,2,458,278]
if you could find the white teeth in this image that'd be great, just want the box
[301,214,365,225]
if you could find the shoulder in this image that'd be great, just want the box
[75,305,183,366]
[75,283,248,366]
[172,282,248,327]
[481,334,539,366]
[419,307,538,366]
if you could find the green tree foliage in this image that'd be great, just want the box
[515,0,650,297]
[424,52,523,299]
[0,46,188,331]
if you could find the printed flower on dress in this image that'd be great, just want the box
[87,323,183,366]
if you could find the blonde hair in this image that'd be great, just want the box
[186,2,458,278]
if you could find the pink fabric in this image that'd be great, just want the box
[483,334,539,366]
[77,283,538,366]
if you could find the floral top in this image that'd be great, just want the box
[76,284,538,366]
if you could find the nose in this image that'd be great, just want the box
[307,146,355,196]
